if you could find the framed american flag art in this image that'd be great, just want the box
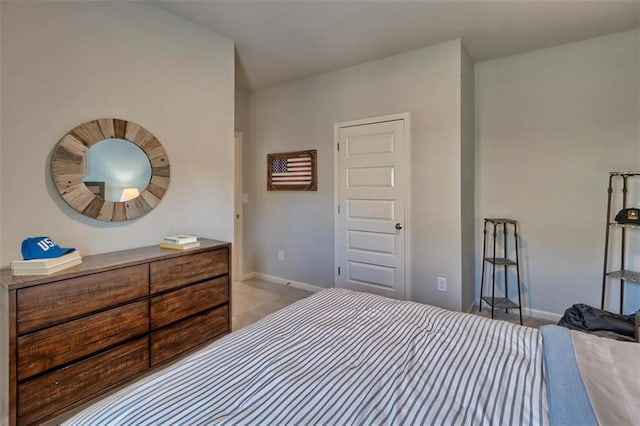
[267,150,317,191]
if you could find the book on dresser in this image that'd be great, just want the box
[163,235,198,244]
[160,241,201,250]
[10,251,82,276]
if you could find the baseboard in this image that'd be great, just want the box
[471,299,561,322]
[240,272,325,293]
[237,277,563,321]
[466,301,477,313]
[237,272,257,282]
[523,307,562,322]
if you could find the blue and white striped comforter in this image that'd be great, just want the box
[65,288,548,425]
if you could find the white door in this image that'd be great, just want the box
[233,132,243,283]
[335,117,408,299]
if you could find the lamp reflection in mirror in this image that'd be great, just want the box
[120,187,140,202]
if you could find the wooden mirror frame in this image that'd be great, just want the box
[51,118,170,222]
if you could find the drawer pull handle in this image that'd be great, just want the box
[55,381,60,385]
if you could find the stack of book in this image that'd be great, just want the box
[160,235,200,251]
[11,251,82,276]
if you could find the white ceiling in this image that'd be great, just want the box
[155,1,640,90]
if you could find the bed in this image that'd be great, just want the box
[63,288,638,426]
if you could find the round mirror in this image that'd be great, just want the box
[84,138,152,202]
[51,118,170,221]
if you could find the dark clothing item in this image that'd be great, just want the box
[557,304,637,341]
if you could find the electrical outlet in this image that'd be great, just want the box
[437,277,448,292]
[278,250,285,261]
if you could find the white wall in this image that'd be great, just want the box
[249,40,468,310]
[476,29,640,317]
[0,2,235,266]
[0,4,234,421]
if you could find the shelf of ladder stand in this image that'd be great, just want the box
[481,297,520,310]
[606,270,640,284]
[484,257,516,266]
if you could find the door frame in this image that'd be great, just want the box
[233,131,243,284]
[333,112,412,300]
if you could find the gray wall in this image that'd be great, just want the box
[235,86,252,135]
[475,29,640,317]
[0,2,235,266]
[460,45,476,312]
[249,40,469,310]
[0,1,4,419]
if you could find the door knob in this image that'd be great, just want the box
[395,223,403,230]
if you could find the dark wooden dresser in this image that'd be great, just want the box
[0,238,231,426]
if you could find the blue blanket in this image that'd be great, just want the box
[539,325,597,426]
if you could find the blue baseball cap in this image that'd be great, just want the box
[21,236,75,260]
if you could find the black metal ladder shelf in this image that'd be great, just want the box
[480,218,524,325]
[601,171,640,314]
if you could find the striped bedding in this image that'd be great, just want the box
[65,288,548,425]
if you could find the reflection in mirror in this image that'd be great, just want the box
[83,138,152,202]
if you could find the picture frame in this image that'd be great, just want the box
[84,181,105,199]
[267,150,317,191]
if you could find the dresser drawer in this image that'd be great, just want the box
[18,337,149,425]
[150,305,228,366]
[150,248,228,294]
[151,276,229,329]
[16,265,148,334]
[17,301,149,381]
